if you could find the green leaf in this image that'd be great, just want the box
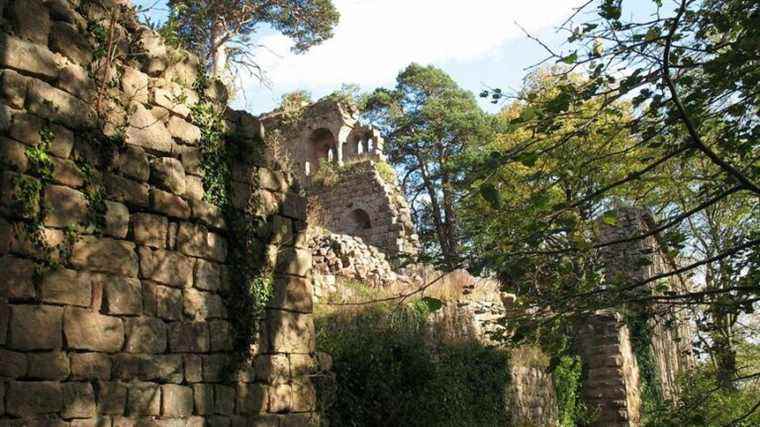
[561,51,578,64]
[601,211,619,226]
[645,27,661,42]
[517,152,539,167]
[480,183,502,209]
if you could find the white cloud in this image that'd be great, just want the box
[247,0,581,90]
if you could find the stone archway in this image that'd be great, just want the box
[348,208,372,232]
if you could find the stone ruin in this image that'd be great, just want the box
[0,0,325,425]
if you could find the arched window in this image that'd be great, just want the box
[308,128,338,169]
[348,209,372,231]
[356,139,364,155]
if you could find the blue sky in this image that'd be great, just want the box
[131,0,646,115]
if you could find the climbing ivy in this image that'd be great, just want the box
[625,310,666,421]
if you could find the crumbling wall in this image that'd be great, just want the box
[0,0,324,425]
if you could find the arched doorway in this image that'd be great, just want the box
[309,128,338,173]
[348,209,372,232]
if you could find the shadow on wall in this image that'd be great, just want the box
[314,305,511,426]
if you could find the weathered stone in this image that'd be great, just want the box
[208,320,234,352]
[153,82,198,118]
[9,113,43,146]
[111,353,144,380]
[275,247,312,278]
[139,30,168,76]
[185,175,204,201]
[50,21,93,64]
[184,289,226,320]
[151,157,186,195]
[10,0,51,45]
[184,354,203,383]
[202,354,230,383]
[269,276,313,313]
[140,354,183,384]
[193,384,214,415]
[63,382,97,418]
[39,268,92,307]
[194,259,223,292]
[50,157,85,188]
[104,201,130,239]
[0,69,29,109]
[105,173,150,207]
[0,36,60,80]
[1,171,41,220]
[127,382,161,416]
[254,354,290,385]
[168,321,209,352]
[180,148,202,175]
[1,255,37,301]
[43,185,89,228]
[167,116,201,145]
[267,309,315,354]
[6,381,63,416]
[237,383,267,415]
[98,381,127,415]
[151,188,191,219]
[0,349,27,378]
[70,352,111,380]
[290,354,318,378]
[268,383,292,413]
[9,304,63,350]
[0,137,28,173]
[70,417,112,427]
[125,317,167,353]
[27,78,95,129]
[103,276,142,315]
[125,104,173,153]
[281,192,306,221]
[143,282,184,321]
[71,236,139,276]
[64,307,125,352]
[122,67,150,104]
[214,385,236,415]
[190,199,226,229]
[258,168,288,193]
[162,384,193,417]
[139,246,194,288]
[58,61,95,100]
[113,145,150,181]
[177,223,227,262]
[132,213,168,248]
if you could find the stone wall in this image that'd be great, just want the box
[0,1,323,425]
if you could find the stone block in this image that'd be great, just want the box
[40,268,93,307]
[70,235,138,276]
[290,354,319,378]
[1,255,37,301]
[274,248,312,278]
[10,0,50,44]
[268,276,313,314]
[111,353,144,380]
[266,309,315,354]
[64,307,124,352]
[58,61,95,100]
[268,383,292,413]
[151,188,190,219]
[153,83,198,118]
[27,78,95,129]
[258,169,288,193]
[281,193,306,221]
[0,303,7,346]
[105,173,150,207]
[254,354,290,384]
[113,145,150,182]
[139,247,194,288]
[27,351,70,380]
[143,282,183,321]
[0,36,60,80]
[194,259,223,292]
[151,157,186,195]
[214,385,235,415]
[50,157,85,188]
[0,137,28,172]
[185,175,204,201]
[132,213,168,248]
[180,148,202,176]
[184,288,226,320]
[43,185,89,228]
[70,417,112,427]
[63,382,96,418]
[168,321,209,352]
[0,349,27,378]
[177,223,227,262]
[125,104,173,153]
[140,354,183,384]
[167,116,201,145]
[271,215,293,246]
[125,317,167,353]
[103,276,142,315]
[9,304,63,350]
[202,354,230,383]
[70,352,111,380]
[97,381,127,415]
[184,354,203,383]
[236,383,267,415]
[104,201,130,239]
[190,199,226,229]
[9,113,43,146]
[209,320,234,352]
[290,381,316,413]
[122,67,150,104]
[162,384,193,417]
[127,382,161,416]
[193,383,214,415]
[0,69,29,109]
[6,381,63,416]
[50,21,92,64]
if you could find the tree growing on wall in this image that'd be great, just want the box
[363,63,498,268]
[165,0,340,78]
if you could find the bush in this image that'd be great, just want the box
[316,305,511,426]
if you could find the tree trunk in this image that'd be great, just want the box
[210,20,228,78]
